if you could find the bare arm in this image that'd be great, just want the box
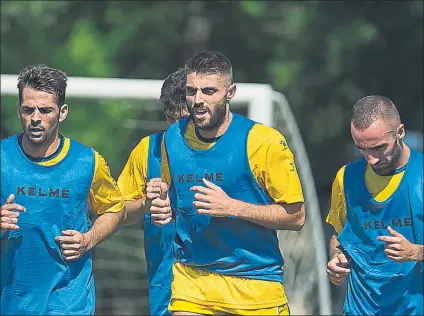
[376,227,424,263]
[327,232,351,285]
[122,198,149,226]
[191,178,305,231]
[329,232,344,258]
[122,177,167,226]
[56,209,125,261]
[415,244,424,262]
[232,200,305,231]
[84,210,125,250]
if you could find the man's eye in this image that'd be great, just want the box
[186,88,196,95]
[372,144,387,151]
[203,89,215,95]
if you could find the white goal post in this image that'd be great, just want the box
[1,74,332,315]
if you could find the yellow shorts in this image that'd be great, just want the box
[169,300,290,315]
[168,262,289,315]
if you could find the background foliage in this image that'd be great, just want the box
[1,1,422,313]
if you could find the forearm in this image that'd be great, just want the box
[122,198,149,226]
[231,200,305,231]
[329,233,344,259]
[84,210,124,250]
[414,244,424,262]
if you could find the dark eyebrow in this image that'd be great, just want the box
[369,143,387,150]
[356,143,387,151]
[186,86,218,90]
[22,104,55,109]
[21,105,34,110]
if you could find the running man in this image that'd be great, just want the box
[326,95,423,315]
[148,50,306,315]
[1,64,125,315]
[118,68,189,316]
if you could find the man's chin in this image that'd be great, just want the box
[371,166,395,176]
[26,135,44,144]
[193,118,210,130]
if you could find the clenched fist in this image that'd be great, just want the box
[55,230,89,261]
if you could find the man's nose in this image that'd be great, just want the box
[194,91,204,105]
[365,152,380,165]
[31,110,41,125]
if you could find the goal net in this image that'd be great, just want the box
[1,75,331,315]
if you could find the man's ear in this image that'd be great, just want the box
[59,104,68,122]
[397,124,405,140]
[226,83,237,101]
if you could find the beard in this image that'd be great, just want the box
[22,118,59,145]
[190,96,227,131]
[371,139,403,176]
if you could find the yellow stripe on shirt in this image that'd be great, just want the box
[37,137,71,167]
[365,164,405,202]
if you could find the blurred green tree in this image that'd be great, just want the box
[1,1,422,314]
[2,0,421,184]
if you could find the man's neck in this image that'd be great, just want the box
[197,111,233,140]
[21,133,61,159]
[397,144,411,169]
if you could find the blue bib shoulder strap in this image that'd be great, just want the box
[407,148,424,271]
[343,158,367,211]
[147,131,165,181]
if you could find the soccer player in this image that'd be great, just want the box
[1,64,125,315]
[117,68,189,316]
[148,51,306,315]
[326,95,423,315]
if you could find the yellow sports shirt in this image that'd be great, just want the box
[160,119,304,312]
[117,136,150,201]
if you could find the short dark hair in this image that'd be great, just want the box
[185,50,233,84]
[17,64,68,108]
[352,95,401,130]
[159,68,187,117]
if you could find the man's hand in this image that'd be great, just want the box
[377,226,421,262]
[146,179,173,226]
[146,178,162,209]
[191,178,235,217]
[327,252,351,286]
[1,194,26,232]
[55,230,90,261]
